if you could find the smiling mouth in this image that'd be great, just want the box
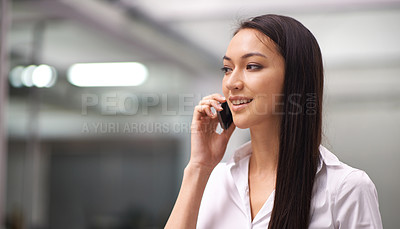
[231,99,253,105]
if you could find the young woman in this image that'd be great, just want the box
[165,14,383,229]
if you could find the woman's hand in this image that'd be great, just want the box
[165,93,235,229]
[190,93,235,170]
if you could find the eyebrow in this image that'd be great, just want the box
[223,52,267,61]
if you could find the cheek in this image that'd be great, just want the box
[248,72,284,111]
[253,70,284,94]
[222,78,229,97]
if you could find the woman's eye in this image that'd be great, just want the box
[246,64,263,71]
[221,67,232,74]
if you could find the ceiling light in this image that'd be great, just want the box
[32,64,57,88]
[9,66,25,88]
[21,65,36,87]
[67,62,148,87]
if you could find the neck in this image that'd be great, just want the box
[249,116,280,175]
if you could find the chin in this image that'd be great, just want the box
[232,116,251,129]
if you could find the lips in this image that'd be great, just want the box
[229,96,253,112]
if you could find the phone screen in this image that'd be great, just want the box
[217,102,233,130]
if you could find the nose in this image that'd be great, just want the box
[225,69,244,91]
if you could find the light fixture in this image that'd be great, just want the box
[32,64,57,88]
[21,65,36,87]
[9,64,57,88]
[9,66,25,88]
[67,62,148,87]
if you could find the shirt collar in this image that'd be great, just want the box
[227,141,341,224]
[227,141,252,209]
[228,141,341,175]
[317,144,341,173]
[227,141,252,165]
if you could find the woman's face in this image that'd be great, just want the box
[222,28,285,129]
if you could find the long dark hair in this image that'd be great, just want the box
[237,14,323,228]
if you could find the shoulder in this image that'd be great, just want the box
[318,145,378,201]
[318,146,377,196]
[317,146,372,190]
[331,164,379,212]
[314,146,383,228]
[336,169,377,198]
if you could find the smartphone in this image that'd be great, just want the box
[217,102,233,130]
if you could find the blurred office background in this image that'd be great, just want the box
[0,0,399,228]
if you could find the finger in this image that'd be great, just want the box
[199,99,223,111]
[202,105,214,117]
[192,105,208,133]
[193,104,214,120]
[202,93,226,104]
[193,105,205,123]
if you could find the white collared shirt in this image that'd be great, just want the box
[197,141,383,229]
